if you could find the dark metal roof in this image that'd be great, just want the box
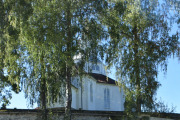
[89,73,116,85]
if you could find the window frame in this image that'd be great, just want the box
[90,83,93,102]
[104,88,110,109]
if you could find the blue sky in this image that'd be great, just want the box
[8,92,37,109]
[157,56,180,113]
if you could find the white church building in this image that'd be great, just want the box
[49,59,125,111]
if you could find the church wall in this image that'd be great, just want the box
[72,87,78,109]
[82,77,88,110]
[79,75,124,111]
[109,85,124,111]
[81,76,96,110]
[95,83,124,111]
[48,73,125,111]
[77,84,82,110]
[85,77,96,110]
[95,83,106,110]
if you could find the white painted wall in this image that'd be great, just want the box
[47,76,125,111]
[85,77,96,110]
[72,87,78,109]
[94,83,123,111]
[48,75,125,111]
[80,76,124,111]
[48,58,125,111]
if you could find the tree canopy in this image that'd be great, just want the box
[1,0,106,119]
[0,0,32,108]
[0,0,179,119]
[101,0,179,113]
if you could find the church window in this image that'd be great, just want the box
[86,63,88,70]
[104,88,110,109]
[96,65,99,71]
[92,65,95,70]
[90,83,93,102]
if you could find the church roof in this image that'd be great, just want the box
[89,73,116,85]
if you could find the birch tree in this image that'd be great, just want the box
[102,0,179,113]
[8,0,105,120]
[0,0,32,108]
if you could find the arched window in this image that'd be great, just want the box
[86,63,88,70]
[104,88,110,109]
[90,83,93,102]
[96,65,99,71]
[92,65,95,70]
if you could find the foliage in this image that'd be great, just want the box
[165,0,180,42]
[166,0,180,14]
[1,1,178,119]
[150,98,176,113]
[2,0,106,119]
[0,0,32,108]
[101,0,179,113]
